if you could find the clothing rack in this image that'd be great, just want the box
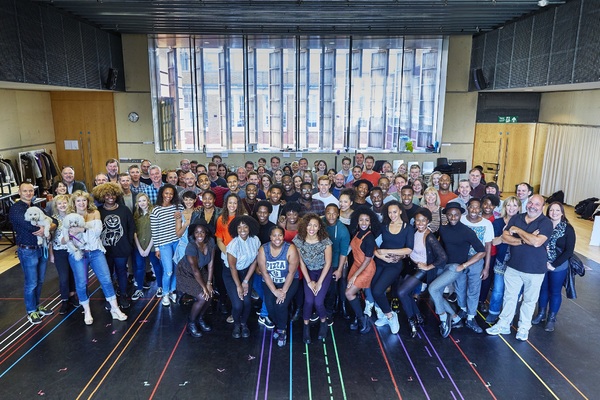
[17,148,48,180]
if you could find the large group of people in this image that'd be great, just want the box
[9,153,576,346]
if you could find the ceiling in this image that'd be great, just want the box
[31,0,566,36]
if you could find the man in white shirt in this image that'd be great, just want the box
[516,182,533,213]
[313,175,339,208]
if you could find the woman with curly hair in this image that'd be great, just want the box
[66,190,127,325]
[345,207,380,334]
[293,213,333,344]
[224,215,261,338]
[92,182,135,309]
[177,223,215,337]
[150,184,183,307]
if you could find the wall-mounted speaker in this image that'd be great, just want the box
[472,68,488,90]
[106,68,119,90]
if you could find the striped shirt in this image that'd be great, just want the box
[150,204,183,247]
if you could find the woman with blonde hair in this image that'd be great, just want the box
[66,190,127,325]
[420,186,446,234]
[49,194,78,315]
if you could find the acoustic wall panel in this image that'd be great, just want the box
[0,1,23,82]
[470,0,597,91]
[0,0,125,90]
[41,7,69,86]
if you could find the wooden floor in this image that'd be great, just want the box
[0,202,598,399]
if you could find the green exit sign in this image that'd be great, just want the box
[498,116,518,123]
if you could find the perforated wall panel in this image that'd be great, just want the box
[0,0,125,90]
[470,0,598,91]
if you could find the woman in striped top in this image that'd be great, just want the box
[150,184,183,307]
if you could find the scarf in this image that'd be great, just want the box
[547,221,567,263]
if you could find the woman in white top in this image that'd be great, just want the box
[66,191,127,325]
[223,215,261,339]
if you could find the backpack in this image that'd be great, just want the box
[575,197,598,215]
[546,190,564,204]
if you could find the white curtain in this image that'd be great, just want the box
[540,124,600,205]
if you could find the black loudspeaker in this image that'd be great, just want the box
[106,68,119,90]
[472,68,487,90]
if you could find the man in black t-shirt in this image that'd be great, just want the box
[486,194,552,341]
[427,203,486,338]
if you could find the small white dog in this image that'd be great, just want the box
[61,213,86,261]
[23,206,52,247]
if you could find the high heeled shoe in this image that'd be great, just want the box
[110,308,128,321]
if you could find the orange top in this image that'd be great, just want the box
[215,215,235,246]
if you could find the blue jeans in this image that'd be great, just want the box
[454,258,484,317]
[18,247,48,313]
[537,261,569,314]
[428,263,462,316]
[488,273,505,316]
[158,241,178,294]
[69,250,116,304]
[223,267,253,325]
[253,276,268,317]
[133,248,162,291]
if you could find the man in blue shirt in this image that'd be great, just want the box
[9,183,55,324]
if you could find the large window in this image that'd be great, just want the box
[150,35,446,153]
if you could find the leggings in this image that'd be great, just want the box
[397,274,423,319]
[303,269,332,321]
[223,267,253,325]
[263,280,299,330]
[371,264,403,314]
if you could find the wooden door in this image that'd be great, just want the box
[473,123,536,192]
[51,92,119,190]
[500,124,536,192]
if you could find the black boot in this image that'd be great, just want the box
[544,313,557,332]
[349,317,359,331]
[303,324,311,344]
[187,321,202,337]
[197,317,212,332]
[359,315,372,334]
[409,317,417,338]
[317,320,328,340]
[531,308,546,325]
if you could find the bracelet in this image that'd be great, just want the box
[207,282,213,285]
[242,279,248,284]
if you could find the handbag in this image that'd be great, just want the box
[569,254,585,277]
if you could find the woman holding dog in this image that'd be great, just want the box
[67,190,127,325]
[49,194,78,315]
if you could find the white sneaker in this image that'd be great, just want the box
[515,329,529,341]
[388,313,400,334]
[161,295,171,307]
[169,292,177,303]
[486,324,510,336]
[375,316,388,327]
[363,300,374,316]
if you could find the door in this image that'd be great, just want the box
[51,92,119,190]
[473,123,536,192]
